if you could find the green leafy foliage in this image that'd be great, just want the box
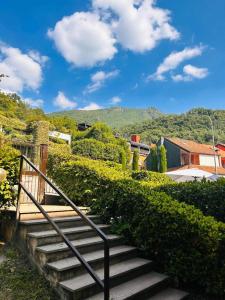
[131,170,173,185]
[132,150,139,171]
[147,146,158,171]
[0,143,20,210]
[72,138,125,163]
[48,115,77,135]
[72,122,131,164]
[47,151,225,296]
[119,108,225,144]
[159,145,167,173]
[157,179,225,223]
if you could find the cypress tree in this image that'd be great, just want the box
[147,146,158,171]
[159,145,167,173]
[132,150,139,171]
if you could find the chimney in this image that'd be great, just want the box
[131,135,141,143]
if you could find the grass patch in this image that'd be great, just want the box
[0,245,56,300]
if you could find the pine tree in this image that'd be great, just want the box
[159,145,167,173]
[132,150,139,171]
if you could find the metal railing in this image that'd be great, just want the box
[17,155,110,300]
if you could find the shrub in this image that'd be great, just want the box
[132,150,139,171]
[72,138,125,163]
[159,145,167,173]
[147,146,158,171]
[47,152,225,295]
[132,170,173,185]
[157,179,225,223]
[120,150,127,170]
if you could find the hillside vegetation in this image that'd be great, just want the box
[119,108,225,144]
[50,106,162,128]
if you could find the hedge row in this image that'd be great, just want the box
[72,138,126,164]
[47,152,225,295]
[157,179,225,223]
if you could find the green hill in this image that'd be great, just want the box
[119,108,225,144]
[49,106,162,128]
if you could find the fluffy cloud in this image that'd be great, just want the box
[79,102,103,110]
[94,0,179,52]
[0,44,46,93]
[172,64,209,82]
[48,1,179,66]
[110,96,122,104]
[149,46,204,81]
[53,91,77,110]
[23,97,44,108]
[48,12,117,67]
[85,69,119,93]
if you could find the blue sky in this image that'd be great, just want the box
[0,0,224,113]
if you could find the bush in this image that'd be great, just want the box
[132,170,173,185]
[157,179,225,223]
[72,138,125,163]
[47,152,225,295]
[0,143,20,210]
[132,150,139,171]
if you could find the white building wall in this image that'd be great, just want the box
[199,154,220,167]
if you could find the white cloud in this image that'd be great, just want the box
[48,1,179,66]
[183,64,208,79]
[28,50,49,65]
[85,69,119,93]
[110,96,121,105]
[79,102,103,110]
[53,91,77,110]
[23,97,44,108]
[172,64,209,82]
[149,46,205,81]
[93,0,179,52]
[48,12,117,67]
[0,44,46,93]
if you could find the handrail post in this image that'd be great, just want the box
[16,156,24,221]
[104,241,110,300]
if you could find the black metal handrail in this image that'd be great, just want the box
[18,155,110,300]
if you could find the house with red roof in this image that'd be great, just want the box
[160,137,225,175]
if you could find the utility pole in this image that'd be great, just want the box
[207,115,217,175]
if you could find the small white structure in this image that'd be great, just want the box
[49,131,71,145]
[166,168,213,178]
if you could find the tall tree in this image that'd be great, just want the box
[159,145,167,173]
[132,150,139,171]
[147,146,158,171]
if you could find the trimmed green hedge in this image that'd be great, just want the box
[72,138,124,163]
[157,179,225,223]
[47,152,225,295]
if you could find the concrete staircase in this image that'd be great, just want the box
[18,214,189,300]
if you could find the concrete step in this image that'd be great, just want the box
[35,235,123,266]
[146,288,189,300]
[46,245,138,283]
[85,272,170,300]
[60,258,154,299]
[19,215,101,233]
[27,224,110,247]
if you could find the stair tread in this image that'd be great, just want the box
[47,245,137,271]
[27,224,109,238]
[60,258,153,292]
[85,272,168,299]
[20,215,99,225]
[36,234,121,253]
[146,288,189,300]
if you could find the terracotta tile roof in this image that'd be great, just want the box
[168,165,225,175]
[166,137,225,157]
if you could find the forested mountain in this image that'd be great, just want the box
[50,106,162,128]
[119,108,225,144]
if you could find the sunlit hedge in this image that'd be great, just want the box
[47,152,225,296]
